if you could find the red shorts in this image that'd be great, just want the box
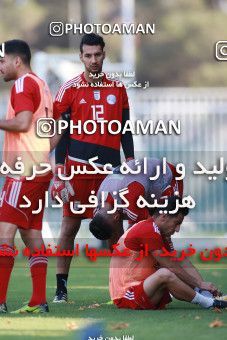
[0,173,52,230]
[113,282,171,310]
[63,176,105,219]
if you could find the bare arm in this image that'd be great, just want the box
[50,129,64,151]
[121,108,134,160]
[50,108,70,154]
[180,258,203,284]
[152,249,218,293]
[0,110,32,132]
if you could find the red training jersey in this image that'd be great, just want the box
[54,72,129,168]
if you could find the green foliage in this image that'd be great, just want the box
[0,0,46,43]
[137,0,227,85]
[0,0,227,85]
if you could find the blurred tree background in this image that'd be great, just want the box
[0,0,227,86]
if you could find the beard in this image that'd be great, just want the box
[2,72,15,82]
[88,63,102,75]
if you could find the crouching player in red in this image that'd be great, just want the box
[0,40,53,313]
[89,158,183,241]
[109,196,227,310]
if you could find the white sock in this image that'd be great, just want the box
[191,292,214,308]
[200,290,213,298]
[194,287,213,298]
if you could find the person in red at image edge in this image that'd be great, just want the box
[51,33,134,303]
[109,196,227,310]
[0,40,53,314]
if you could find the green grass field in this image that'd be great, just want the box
[1,257,227,340]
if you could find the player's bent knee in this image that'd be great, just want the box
[157,268,175,282]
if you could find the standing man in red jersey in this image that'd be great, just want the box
[51,33,134,303]
[0,40,53,313]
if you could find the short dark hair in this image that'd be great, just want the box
[4,39,31,65]
[152,196,189,217]
[89,214,113,240]
[80,33,105,53]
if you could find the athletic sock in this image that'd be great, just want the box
[194,287,213,298]
[191,292,214,308]
[56,274,68,293]
[28,255,48,306]
[0,244,15,304]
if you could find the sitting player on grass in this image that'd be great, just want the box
[109,196,227,310]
